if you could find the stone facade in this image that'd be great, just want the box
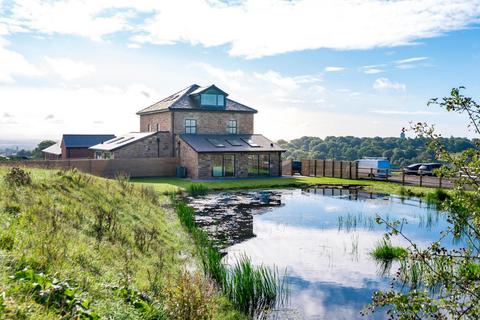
[179,141,199,179]
[140,112,171,132]
[172,111,254,135]
[94,132,172,159]
[194,151,282,180]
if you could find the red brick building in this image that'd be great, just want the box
[59,134,115,159]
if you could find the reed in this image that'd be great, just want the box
[371,239,407,261]
[187,183,209,197]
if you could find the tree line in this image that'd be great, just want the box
[277,136,476,167]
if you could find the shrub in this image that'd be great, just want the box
[4,167,31,186]
[426,188,450,205]
[187,183,208,197]
[163,271,215,320]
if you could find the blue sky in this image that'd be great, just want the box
[0,0,480,141]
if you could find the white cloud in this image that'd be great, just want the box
[5,1,479,58]
[373,78,406,92]
[324,66,346,72]
[360,65,385,74]
[0,39,41,83]
[394,56,429,64]
[45,57,96,80]
[132,0,480,58]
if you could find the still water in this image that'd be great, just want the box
[188,188,450,319]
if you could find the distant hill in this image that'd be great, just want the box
[277,136,476,167]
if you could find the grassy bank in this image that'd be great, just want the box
[0,167,240,319]
[131,176,441,197]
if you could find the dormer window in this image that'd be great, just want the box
[200,93,225,107]
[190,85,228,108]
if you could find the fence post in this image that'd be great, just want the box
[349,162,352,179]
[420,171,423,187]
[340,161,343,179]
[314,160,317,177]
[332,160,335,178]
[323,160,326,177]
[370,168,373,180]
[439,175,442,188]
[402,171,405,186]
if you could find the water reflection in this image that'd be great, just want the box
[188,188,449,319]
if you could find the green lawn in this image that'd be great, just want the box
[131,175,438,196]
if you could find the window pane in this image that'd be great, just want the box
[201,94,217,106]
[185,119,196,134]
[247,154,259,176]
[217,95,224,106]
[228,120,237,134]
[259,154,270,176]
[224,154,235,177]
[212,155,223,177]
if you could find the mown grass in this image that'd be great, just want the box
[174,200,287,319]
[0,166,241,319]
[131,176,442,198]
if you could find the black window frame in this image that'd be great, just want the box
[211,154,236,177]
[247,154,271,176]
[200,93,225,107]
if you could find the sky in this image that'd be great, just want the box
[0,0,480,142]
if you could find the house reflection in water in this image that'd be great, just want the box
[187,191,284,248]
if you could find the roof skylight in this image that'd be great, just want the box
[226,139,243,146]
[242,138,260,147]
[207,138,226,148]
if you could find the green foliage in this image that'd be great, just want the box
[278,135,474,166]
[366,87,480,319]
[31,140,56,159]
[371,239,407,261]
[3,167,31,186]
[187,183,209,197]
[13,267,99,319]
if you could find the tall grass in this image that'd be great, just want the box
[174,198,288,318]
[371,239,407,261]
[224,254,288,318]
[187,183,208,197]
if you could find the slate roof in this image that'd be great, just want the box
[179,134,285,153]
[42,142,61,155]
[136,84,257,115]
[89,132,156,151]
[62,134,116,148]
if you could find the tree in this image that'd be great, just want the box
[365,87,480,319]
[31,140,56,159]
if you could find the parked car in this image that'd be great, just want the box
[418,163,443,176]
[356,157,390,178]
[292,160,302,175]
[403,163,423,175]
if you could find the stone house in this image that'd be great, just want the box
[90,84,283,179]
[91,132,172,159]
[135,84,284,179]
[47,134,115,159]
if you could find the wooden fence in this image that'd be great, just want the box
[300,159,359,179]
[282,159,454,189]
[0,158,180,178]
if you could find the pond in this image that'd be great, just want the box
[187,188,452,319]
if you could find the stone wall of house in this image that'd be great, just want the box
[173,111,254,135]
[140,112,171,132]
[196,151,282,180]
[179,141,199,179]
[110,132,172,159]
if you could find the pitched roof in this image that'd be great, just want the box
[42,142,61,155]
[89,132,156,151]
[136,84,257,115]
[180,134,285,153]
[62,134,116,148]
